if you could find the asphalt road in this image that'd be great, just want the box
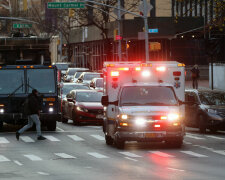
[1,121,225,180]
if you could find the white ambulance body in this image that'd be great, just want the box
[102,61,186,148]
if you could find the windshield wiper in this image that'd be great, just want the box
[8,78,24,97]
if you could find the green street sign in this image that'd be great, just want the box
[13,24,32,28]
[47,2,85,9]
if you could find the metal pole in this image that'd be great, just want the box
[118,0,122,61]
[143,0,149,62]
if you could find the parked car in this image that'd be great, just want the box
[64,68,89,82]
[185,89,225,133]
[76,72,102,85]
[89,78,103,92]
[61,90,103,124]
[73,70,90,83]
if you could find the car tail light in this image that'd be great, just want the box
[111,71,119,77]
[173,71,181,76]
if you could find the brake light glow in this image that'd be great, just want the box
[154,124,161,128]
[107,64,115,67]
[156,66,166,72]
[142,71,150,77]
[173,71,181,76]
[120,122,128,126]
[111,71,119,77]
[160,116,167,120]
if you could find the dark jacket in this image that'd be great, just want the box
[28,93,41,115]
[191,67,200,79]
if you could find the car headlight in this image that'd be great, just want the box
[135,118,147,127]
[49,107,54,112]
[0,108,4,113]
[207,109,217,114]
[119,114,128,120]
[168,113,179,122]
[76,106,88,112]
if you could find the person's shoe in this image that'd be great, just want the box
[37,136,46,140]
[16,131,20,141]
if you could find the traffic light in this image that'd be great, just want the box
[149,42,161,51]
[69,9,75,17]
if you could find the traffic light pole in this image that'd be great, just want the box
[118,0,122,61]
[143,0,149,62]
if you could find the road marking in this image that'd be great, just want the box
[183,141,192,145]
[180,151,208,157]
[24,154,42,161]
[14,160,23,166]
[87,152,109,158]
[213,150,225,156]
[37,172,50,176]
[149,151,175,158]
[68,135,84,141]
[193,145,214,151]
[86,126,101,129]
[124,157,138,162]
[119,152,142,158]
[20,136,35,143]
[91,135,105,141]
[44,136,60,142]
[186,134,205,140]
[0,155,10,162]
[56,127,65,132]
[0,137,9,144]
[168,167,185,172]
[55,153,76,159]
[206,135,225,140]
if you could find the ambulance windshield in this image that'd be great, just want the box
[120,86,178,106]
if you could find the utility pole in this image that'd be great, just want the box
[143,0,149,62]
[118,0,122,61]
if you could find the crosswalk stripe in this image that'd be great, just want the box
[213,150,225,156]
[24,154,42,161]
[44,136,60,142]
[180,151,208,157]
[149,151,175,158]
[20,136,35,143]
[183,140,192,145]
[186,134,205,140]
[206,135,225,140]
[90,135,104,141]
[0,137,9,144]
[119,152,142,158]
[55,153,76,159]
[0,155,10,162]
[67,135,84,141]
[87,152,109,158]
[14,160,23,166]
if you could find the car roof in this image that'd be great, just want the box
[185,88,225,94]
[71,89,102,93]
[63,83,88,86]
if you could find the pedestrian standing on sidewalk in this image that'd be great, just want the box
[16,89,46,141]
[191,64,200,89]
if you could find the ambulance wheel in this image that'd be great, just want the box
[105,135,113,145]
[115,138,125,149]
[47,121,56,131]
[165,138,183,148]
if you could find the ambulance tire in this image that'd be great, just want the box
[165,138,183,148]
[199,115,206,133]
[47,121,56,131]
[105,135,114,145]
[115,138,125,149]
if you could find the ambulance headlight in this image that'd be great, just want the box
[135,118,147,126]
[0,109,4,114]
[49,107,54,112]
[168,113,179,122]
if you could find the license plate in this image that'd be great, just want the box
[96,114,103,119]
[145,133,162,138]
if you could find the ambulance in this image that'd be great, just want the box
[101,61,186,149]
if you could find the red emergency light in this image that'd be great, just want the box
[173,71,181,76]
[111,71,119,77]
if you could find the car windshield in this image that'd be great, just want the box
[62,84,89,95]
[0,70,25,94]
[55,64,68,70]
[199,92,225,106]
[27,69,56,93]
[84,74,101,81]
[76,91,102,102]
[96,79,103,87]
[67,69,77,75]
[120,86,178,106]
[75,71,83,78]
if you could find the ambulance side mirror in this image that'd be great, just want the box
[101,95,109,106]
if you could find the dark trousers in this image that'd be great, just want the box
[192,78,198,89]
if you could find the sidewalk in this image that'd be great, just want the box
[185,80,209,89]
